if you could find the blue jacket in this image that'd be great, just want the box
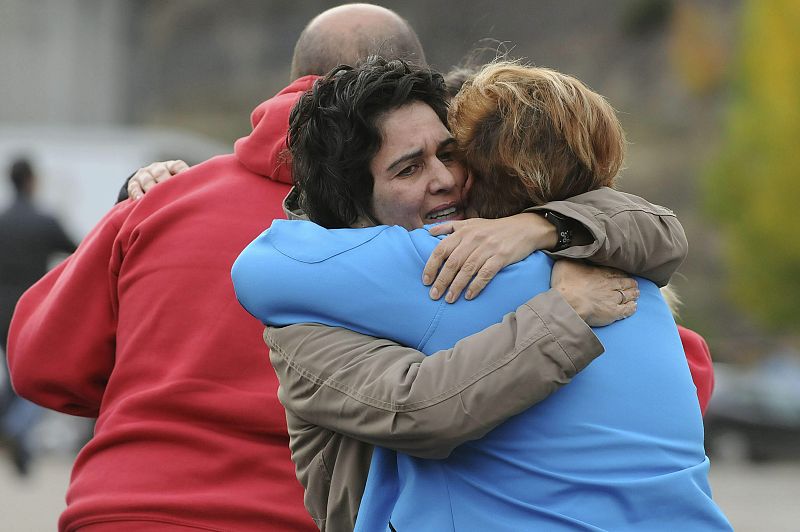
[232,220,731,531]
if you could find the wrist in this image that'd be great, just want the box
[543,211,574,252]
[555,285,590,323]
[522,213,558,250]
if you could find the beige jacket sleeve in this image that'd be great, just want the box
[268,289,601,460]
[527,186,687,287]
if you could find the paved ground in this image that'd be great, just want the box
[0,453,797,531]
[0,454,69,531]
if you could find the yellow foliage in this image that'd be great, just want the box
[669,3,728,95]
[706,0,800,331]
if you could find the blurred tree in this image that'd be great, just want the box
[620,0,673,38]
[706,0,800,333]
[668,2,728,95]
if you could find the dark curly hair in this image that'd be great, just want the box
[288,56,449,228]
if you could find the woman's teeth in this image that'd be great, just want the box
[428,207,457,220]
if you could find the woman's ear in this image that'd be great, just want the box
[463,170,475,197]
[351,215,372,228]
[461,170,478,218]
[462,171,480,219]
[352,206,381,228]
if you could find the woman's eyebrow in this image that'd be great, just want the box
[437,138,457,151]
[387,149,423,172]
[386,138,456,172]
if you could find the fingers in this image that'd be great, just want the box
[602,285,638,325]
[602,267,629,279]
[422,236,459,286]
[619,300,637,318]
[140,168,160,193]
[422,217,529,302]
[430,249,505,303]
[166,159,190,174]
[127,178,144,200]
[611,277,639,305]
[587,297,638,327]
[616,277,638,291]
[129,166,159,200]
[556,264,643,326]
[609,300,637,324]
[617,286,640,304]
[427,221,458,237]
[129,161,188,201]
[465,257,504,300]
[595,300,637,326]
[443,252,484,303]
[428,243,473,301]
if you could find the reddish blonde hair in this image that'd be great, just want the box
[449,62,625,217]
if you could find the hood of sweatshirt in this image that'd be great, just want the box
[233,75,318,185]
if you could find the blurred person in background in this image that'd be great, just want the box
[0,157,76,476]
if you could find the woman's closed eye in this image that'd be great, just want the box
[438,151,456,165]
[397,164,420,177]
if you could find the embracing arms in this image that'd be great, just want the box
[262,187,682,457]
[269,261,636,459]
[270,290,601,459]
[123,162,686,290]
[423,187,686,302]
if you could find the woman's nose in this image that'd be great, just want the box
[428,160,456,193]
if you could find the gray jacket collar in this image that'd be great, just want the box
[282,186,309,221]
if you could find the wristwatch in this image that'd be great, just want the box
[543,211,573,252]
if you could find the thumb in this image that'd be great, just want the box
[428,222,455,236]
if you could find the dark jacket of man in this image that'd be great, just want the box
[0,197,75,350]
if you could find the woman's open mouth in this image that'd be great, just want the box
[425,204,464,223]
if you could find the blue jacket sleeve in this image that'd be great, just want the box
[231,220,441,349]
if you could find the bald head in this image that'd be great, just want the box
[290,3,426,81]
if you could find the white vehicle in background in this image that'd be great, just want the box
[705,357,800,463]
[0,124,228,241]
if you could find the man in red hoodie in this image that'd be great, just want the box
[6,5,429,532]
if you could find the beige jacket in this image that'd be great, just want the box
[272,186,687,531]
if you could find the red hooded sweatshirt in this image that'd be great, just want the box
[678,325,715,415]
[8,77,319,532]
